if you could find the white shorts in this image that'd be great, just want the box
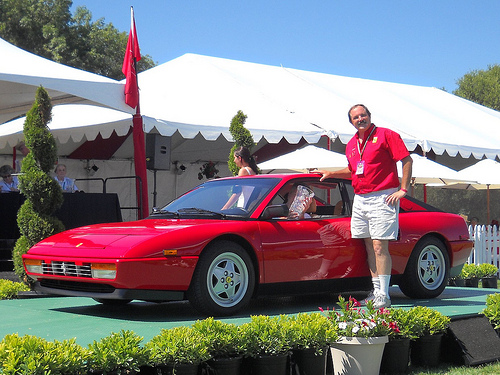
[351,188,399,240]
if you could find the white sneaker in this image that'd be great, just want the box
[362,291,376,305]
[372,294,391,309]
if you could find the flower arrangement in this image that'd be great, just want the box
[198,161,219,180]
[319,295,400,338]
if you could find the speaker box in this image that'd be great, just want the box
[146,134,171,170]
[442,315,500,366]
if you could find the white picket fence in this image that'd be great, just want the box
[468,225,500,277]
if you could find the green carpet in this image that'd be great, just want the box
[0,286,497,346]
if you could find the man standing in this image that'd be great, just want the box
[316,104,412,308]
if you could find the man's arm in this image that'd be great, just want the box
[313,167,351,181]
[386,155,413,205]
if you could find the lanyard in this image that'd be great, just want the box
[356,125,376,160]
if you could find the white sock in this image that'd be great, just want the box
[372,276,380,294]
[379,275,391,298]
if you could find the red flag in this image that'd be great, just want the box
[122,7,141,108]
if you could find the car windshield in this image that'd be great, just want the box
[159,177,280,218]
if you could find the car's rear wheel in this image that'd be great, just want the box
[188,240,255,316]
[398,237,449,299]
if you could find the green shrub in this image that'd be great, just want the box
[460,263,480,279]
[227,110,255,176]
[86,330,148,374]
[239,315,293,357]
[408,306,450,336]
[0,279,30,299]
[191,317,243,358]
[478,263,499,278]
[146,326,210,366]
[387,308,421,340]
[0,334,87,375]
[14,86,64,283]
[288,312,338,354]
[482,293,500,329]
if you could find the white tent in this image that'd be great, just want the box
[258,145,347,173]
[4,51,500,217]
[4,52,500,165]
[455,159,500,223]
[456,159,500,189]
[399,154,474,185]
[138,54,500,165]
[0,37,133,125]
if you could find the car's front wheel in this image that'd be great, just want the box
[188,240,255,316]
[398,237,450,299]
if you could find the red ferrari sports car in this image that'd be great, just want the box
[23,174,472,316]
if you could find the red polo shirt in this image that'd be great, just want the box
[346,124,409,195]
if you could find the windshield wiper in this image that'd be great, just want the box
[177,207,226,219]
[150,208,180,218]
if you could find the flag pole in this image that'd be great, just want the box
[124,6,149,219]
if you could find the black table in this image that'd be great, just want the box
[0,193,122,240]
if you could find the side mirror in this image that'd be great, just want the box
[261,204,288,220]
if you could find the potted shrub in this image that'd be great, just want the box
[146,326,210,375]
[288,313,339,375]
[478,263,498,288]
[482,293,500,335]
[461,263,480,287]
[239,315,293,375]
[407,306,450,367]
[380,308,420,374]
[0,334,87,375]
[191,318,244,375]
[86,330,148,375]
[320,296,400,375]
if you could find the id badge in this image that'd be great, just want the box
[356,160,365,175]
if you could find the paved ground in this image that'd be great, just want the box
[0,283,497,347]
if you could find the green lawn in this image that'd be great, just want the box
[409,361,500,374]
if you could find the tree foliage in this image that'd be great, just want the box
[227,110,255,176]
[13,87,65,282]
[0,0,155,79]
[454,64,500,111]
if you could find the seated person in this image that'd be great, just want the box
[284,184,317,219]
[54,164,79,192]
[0,165,19,193]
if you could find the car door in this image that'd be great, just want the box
[257,179,369,283]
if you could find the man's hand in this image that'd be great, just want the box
[386,189,407,206]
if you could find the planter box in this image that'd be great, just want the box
[481,277,498,288]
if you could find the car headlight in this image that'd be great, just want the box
[91,263,117,279]
[24,259,43,274]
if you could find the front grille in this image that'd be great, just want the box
[40,279,115,293]
[42,261,92,278]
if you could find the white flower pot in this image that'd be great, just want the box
[330,336,388,375]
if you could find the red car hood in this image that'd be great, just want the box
[28,219,209,259]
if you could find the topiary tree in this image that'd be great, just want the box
[227,110,255,176]
[12,86,64,283]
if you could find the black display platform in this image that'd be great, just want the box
[0,193,122,240]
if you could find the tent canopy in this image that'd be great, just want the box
[138,53,500,160]
[456,159,500,189]
[257,145,347,173]
[0,37,133,125]
[2,51,500,164]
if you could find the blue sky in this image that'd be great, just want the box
[71,1,500,92]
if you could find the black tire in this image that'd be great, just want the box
[188,240,255,316]
[398,237,450,299]
[92,298,132,305]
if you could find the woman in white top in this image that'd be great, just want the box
[222,147,259,210]
[0,165,19,193]
[54,164,79,193]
